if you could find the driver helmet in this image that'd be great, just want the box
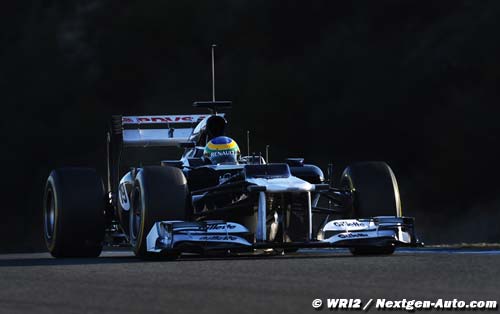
[204,136,240,164]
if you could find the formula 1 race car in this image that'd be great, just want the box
[43,101,422,259]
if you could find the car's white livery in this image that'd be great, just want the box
[44,104,422,259]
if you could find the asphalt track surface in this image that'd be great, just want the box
[0,249,499,314]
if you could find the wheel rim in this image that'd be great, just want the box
[131,187,142,242]
[44,187,55,239]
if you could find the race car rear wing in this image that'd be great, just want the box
[118,114,209,147]
[106,114,219,199]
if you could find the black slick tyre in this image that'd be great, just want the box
[129,166,188,259]
[43,168,105,257]
[340,162,401,255]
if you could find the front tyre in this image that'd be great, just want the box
[340,162,401,255]
[43,168,105,257]
[129,166,188,258]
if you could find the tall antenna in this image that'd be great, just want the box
[192,44,232,113]
[211,44,216,102]
[246,130,250,157]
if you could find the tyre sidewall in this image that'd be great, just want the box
[340,162,401,218]
[44,171,62,255]
[130,166,187,257]
[43,168,105,257]
[340,162,401,255]
[130,171,148,255]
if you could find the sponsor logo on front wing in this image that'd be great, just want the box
[333,221,367,228]
[338,233,369,239]
[207,224,237,231]
[200,235,238,241]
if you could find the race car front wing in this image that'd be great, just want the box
[146,217,422,254]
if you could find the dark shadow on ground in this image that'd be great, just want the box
[0,249,362,267]
[0,255,140,267]
[5,247,488,268]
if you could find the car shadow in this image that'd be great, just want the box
[0,249,361,267]
[0,254,140,267]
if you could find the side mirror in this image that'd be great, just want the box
[285,158,304,167]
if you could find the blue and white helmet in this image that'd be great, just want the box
[203,136,240,164]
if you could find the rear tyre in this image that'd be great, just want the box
[129,166,188,258]
[43,168,105,257]
[340,162,401,255]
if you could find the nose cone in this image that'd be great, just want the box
[246,176,314,193]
